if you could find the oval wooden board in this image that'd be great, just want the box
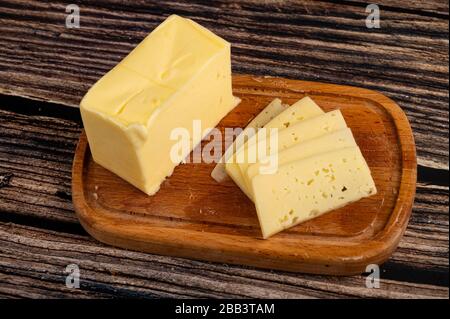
[72,75,417,275]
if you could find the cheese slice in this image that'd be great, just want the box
[224,98,324,196]
[252,146,377,238]
[211,98,288,183]
[80,15,238,195]
[264,96,324,130]
[245,128,357,198]
[226,110,347,198]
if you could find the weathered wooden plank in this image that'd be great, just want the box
[0,97,448,296]
[0,221,448,299]
[342,0,448,16]
[0,0,448,167]
[0,272,113,299]
[0,0,448,298]
[341,0,449,15]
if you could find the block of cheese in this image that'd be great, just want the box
[244,128,357,198]
[226,110,347,198]
[251,147,377,238]
[224,98,324,196]
[80,15,238,195]
[211,98,288,183]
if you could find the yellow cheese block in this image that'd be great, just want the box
[251,146,377,238]
[245,128,357,198]
[225,97,324,197]
[211,98,288,183]
[226,110,346,198]
[80,15,238,195]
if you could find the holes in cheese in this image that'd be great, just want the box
[251,147,377,239]
[212,96,323,183]
[226,110,347,200]
[224,97,324,196]
[244,128,357,199]
[264,96,324,129]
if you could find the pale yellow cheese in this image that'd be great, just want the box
[252,146,377,238]
[245,128,357,198]
[80,15,238,195]
[224,97,324,197]
[211,98,288,183]
[264,96,324,130]
[226,110,346,198]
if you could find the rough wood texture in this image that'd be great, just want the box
[0,0,448,298]
[2,220,447,299]
[72,76,417,275]
[0,0,448,170]
[0,94,447,298]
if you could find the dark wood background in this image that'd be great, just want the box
[0,0,448,298]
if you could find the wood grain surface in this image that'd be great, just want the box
[72,76,417,275]
[0,0,447,170]
[0,0,448,298]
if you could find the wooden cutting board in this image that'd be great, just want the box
[72,75,416,275]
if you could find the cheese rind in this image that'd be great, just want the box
[211,98,288,183]
[224,98,325,195]
[80,15,237,195]
[245,128,357,195]
[251,147,377,238]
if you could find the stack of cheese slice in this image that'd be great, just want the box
[221,97,377,238]
[211,98,289,183]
